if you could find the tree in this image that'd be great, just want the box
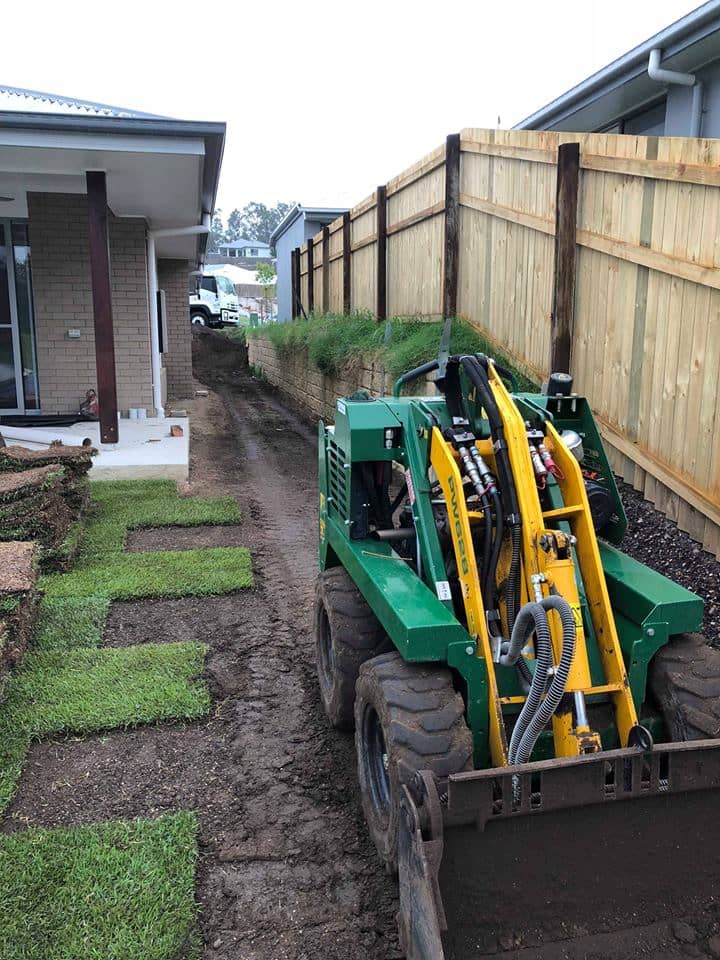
[226,208,244,242]
[208,210,225,253]
[256,263,276,321]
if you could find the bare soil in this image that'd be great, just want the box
[3,326,720,960]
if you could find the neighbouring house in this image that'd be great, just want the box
[515,1,720,136]
[0,84,224,463]
[271,204,348,322]
[217,238,271,259]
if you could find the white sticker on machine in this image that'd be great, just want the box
[337,400,346,416]
[435,580,452,601]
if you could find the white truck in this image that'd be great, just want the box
[189,273,241,327]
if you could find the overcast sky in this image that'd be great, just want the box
[3,0,702,215]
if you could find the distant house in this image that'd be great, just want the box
[217,238,271,259]
[270,205,348,322]
[515,1,720,137]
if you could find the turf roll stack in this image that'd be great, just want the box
[0,443,96,571]
[0,541,38,693]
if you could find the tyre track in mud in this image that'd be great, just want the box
[192,336,401,959]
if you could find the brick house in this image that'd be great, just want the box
[0,86,225,444]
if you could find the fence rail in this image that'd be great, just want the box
[290,127,720,557]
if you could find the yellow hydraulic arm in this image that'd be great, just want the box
[430,361,639,766]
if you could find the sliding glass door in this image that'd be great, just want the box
[0,221,39,414]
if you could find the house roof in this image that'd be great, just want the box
[219,238,270,249]
[270,204,349,243]
[0,84,169,119]
[515,0,720,131]
[0,88,225,261]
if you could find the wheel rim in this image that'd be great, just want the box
[362,704,391,825]
[192,315,206,326]
[317,606,334,693]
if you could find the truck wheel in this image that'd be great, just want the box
[354,652,473,872]
[191,311,207,326]
[649,632,720,740]
[314,567,391,731]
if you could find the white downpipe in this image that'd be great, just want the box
[647,48,695,86]
[648,48,703,137]
[147,223,210,418]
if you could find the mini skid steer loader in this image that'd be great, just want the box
[315,350,720,959]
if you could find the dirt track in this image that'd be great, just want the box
[4,327,720,959]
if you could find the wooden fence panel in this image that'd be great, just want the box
[386,158,445,317]
[351,197,377,312]
[312,227,324,314]
[327,219,344,313]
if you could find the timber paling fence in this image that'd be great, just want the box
[290,128,720,557]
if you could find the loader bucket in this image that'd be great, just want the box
[398,742,720,959]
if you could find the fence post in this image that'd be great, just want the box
[307,236,314,314]
[443,133,461,319]
[290,247,298,318]
[376,184,387,324]
[550,142,580,374]
[342,211,351,314]
[322,225,330,313]
[293,247,302,317]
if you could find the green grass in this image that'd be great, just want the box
[34,596,111,650]
[0,643,209,813]
[42,547,253,601]
[78,480,241,564]
[0,812,198,960]
[219,324,248,342]
[248,312,539,390]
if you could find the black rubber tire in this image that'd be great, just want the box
[649,632,720,740]
[354,652,473,872]
[314,567,391,731]
[190,310,208,326]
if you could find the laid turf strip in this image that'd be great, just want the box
[78,479,241,563]
[0,642,209,814]
[0,812,198,960]
[34,596,111,650]
[41,546,253,601]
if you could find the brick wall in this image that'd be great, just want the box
[157,259,193,400]
[247,336,397,421]
[28,193,152,415]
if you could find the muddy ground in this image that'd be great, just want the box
[3,326,720,959]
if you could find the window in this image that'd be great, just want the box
[248,248,258,257]
[216,276,235,294]
[200,276,217,294]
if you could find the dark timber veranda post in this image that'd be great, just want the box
[550,142,580,374]
[376,184,387,336]
[86,170,119,444]
[443,133,461,319]
[307,237,314,313]
[322,226,330,313]
[342,212,351,313]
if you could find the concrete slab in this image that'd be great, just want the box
[1,417,190,482]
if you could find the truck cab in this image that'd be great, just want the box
[189,273,241,327]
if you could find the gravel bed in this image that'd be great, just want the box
[618,481,720,646]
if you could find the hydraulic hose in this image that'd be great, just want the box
[502,602,554,763]
[458,356,523,630]
[514,595,577,765]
